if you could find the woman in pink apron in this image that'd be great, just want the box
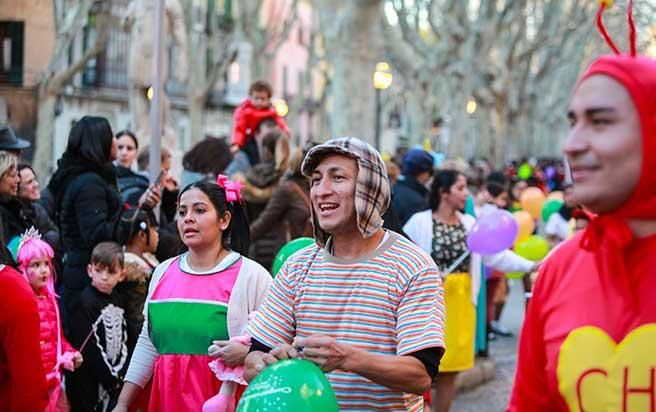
[113,177,272,411]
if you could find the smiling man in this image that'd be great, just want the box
[244,137,445,411]
[508,37,656,412]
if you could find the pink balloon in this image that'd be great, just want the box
[467,210,518,255]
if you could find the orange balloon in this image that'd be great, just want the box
[520,187,546,219]
[514,210,535,243]
[547,191,564,201]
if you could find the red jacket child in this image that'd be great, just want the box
[231,98,289,148]
[35,290,77,392]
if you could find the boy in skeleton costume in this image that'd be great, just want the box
[66,242,129,412]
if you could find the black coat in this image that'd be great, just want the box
[392,176,429,226]
[0,195,36,242]
[56,172,128,307]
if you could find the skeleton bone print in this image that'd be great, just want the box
[92,304,129,377]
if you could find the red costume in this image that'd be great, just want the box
[509,4,656,411]
[0,265,49,411]
[230,99,289,148]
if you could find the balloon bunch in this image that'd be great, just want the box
[467,185,562,279]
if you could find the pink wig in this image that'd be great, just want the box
[16,237,56,297]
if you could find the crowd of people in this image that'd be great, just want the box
[1,3,655,411]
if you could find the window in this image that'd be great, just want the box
[0,21,24,86]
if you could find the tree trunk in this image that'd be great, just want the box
[188,94,205,145]
[34,86,58,180]
[322,0,382,144]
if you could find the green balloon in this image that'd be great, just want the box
[517,163,533,180]
[514,235,550,261]
[541,199,564,222]
[271,237,315,276]
[237,359,339,412]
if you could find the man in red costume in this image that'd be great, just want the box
[509,3,656,411]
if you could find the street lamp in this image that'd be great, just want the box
[373,62,393,151]
[466,99,477,115]
[273,98,289,117]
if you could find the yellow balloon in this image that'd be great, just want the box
[514,210,535,243]
[520,187,546,220]
[547,191,564,201]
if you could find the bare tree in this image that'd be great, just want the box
[385,0,599,164]
[183,2,237,144]
[33,0,112,177]
[236,0,299,80]
[313,0,385,143]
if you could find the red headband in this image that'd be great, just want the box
[577,1,656,307]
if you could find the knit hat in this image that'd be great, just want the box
[301,137,390,247]
[577,0,656,307]
[401,148,434,177]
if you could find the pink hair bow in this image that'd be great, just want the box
[216,175,244,203]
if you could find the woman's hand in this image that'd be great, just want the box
[209,340,250,367]
[138,185,162,209]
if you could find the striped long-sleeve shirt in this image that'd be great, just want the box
[247,231,445,411]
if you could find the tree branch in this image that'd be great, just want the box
[47,2,112,92]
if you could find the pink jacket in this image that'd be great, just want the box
[35,291,74,387]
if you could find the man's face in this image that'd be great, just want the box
[251,90,271,109]
[310,154,359,236]
[564,75,642,214]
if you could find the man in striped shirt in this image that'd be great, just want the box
[244,137,446,411]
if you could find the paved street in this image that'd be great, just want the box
[452,279,527,411]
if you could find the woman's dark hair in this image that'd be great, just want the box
[17,162,35,176]
[428,169,464,211]
[121,207,157,245]
[115,130,139,149]
[178,180,250,256]
[182,137,232,176]
[486,181,506,198]
[66,116,114,166]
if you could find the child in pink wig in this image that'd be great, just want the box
[15,228,83,411]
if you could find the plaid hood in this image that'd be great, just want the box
[301,137,390,247]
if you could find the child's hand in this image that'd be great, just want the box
[73,352,83,369]
[209,340,250,367]
[230,144,240,155]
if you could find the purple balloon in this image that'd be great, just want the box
[545,166,556,179]
[466,210,518,255]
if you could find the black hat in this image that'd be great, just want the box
[0,126,30,151]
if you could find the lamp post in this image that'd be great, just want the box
[466,98,477,159]
[373,62,393,151]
